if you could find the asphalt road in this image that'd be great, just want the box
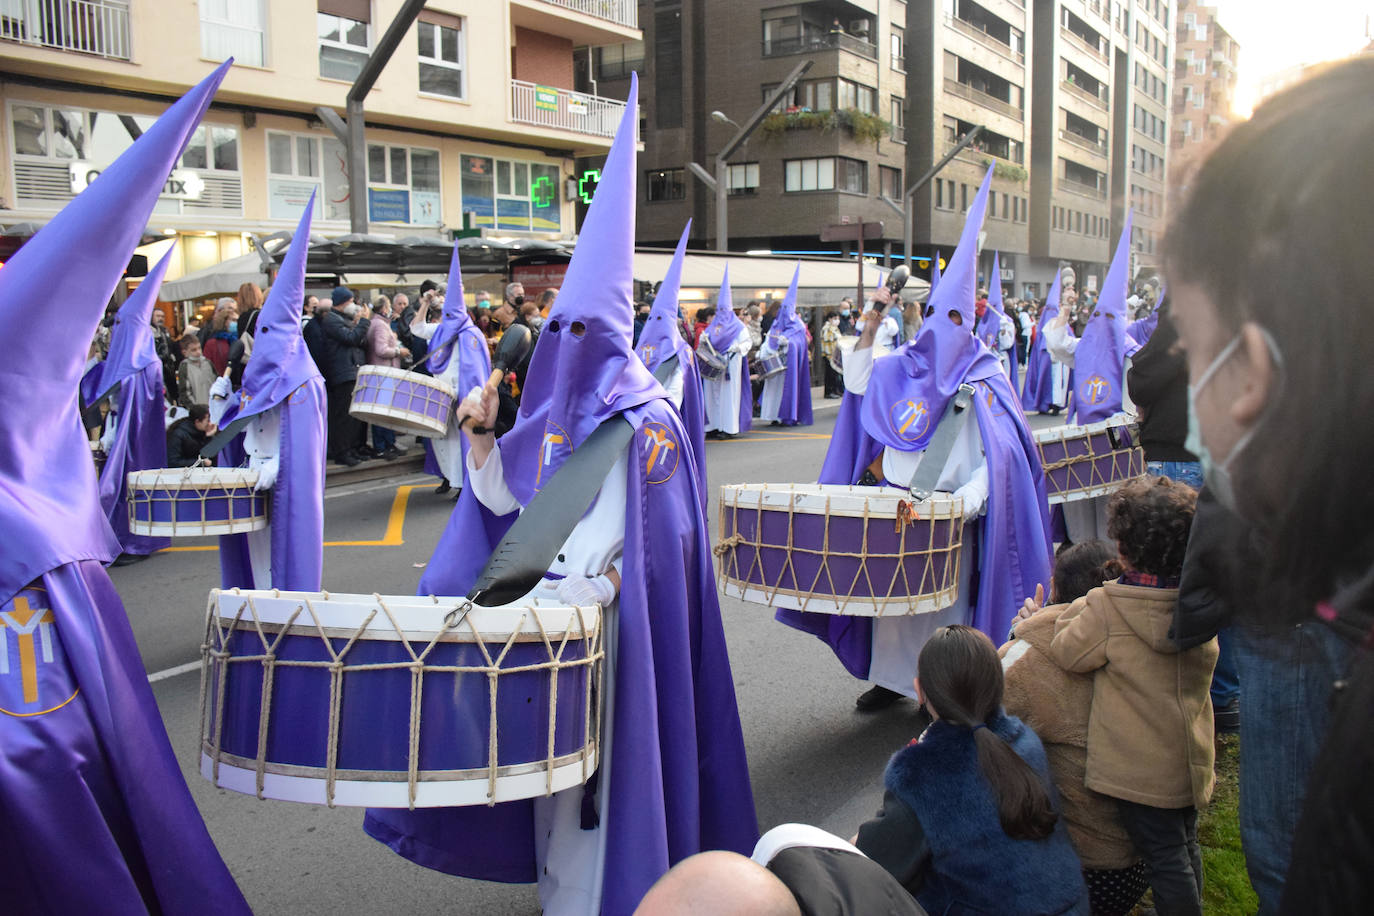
[115,397,1066,915]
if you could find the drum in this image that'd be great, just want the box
[350,365,456,438]
[716,483,966,616]
[127,467,268,537]
[758,336,788,379]
[1033,418,1145,504]
[696,337,728,382]
[200,588,604,808]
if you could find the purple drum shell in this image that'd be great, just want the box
[352,372,453,425]
[206,630,591,774]
[726,507,959,599]
[759,353,786,379]
[1038,426,1140,499]
[131,486,267,529]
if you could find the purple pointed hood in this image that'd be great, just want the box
[0,62,228,605]
[638,220,692,370]
[219,195,323,427]
[704,266,744,351]
[428,240,477,375]
[80,248,172,407]
[769,264,804,338]
[861,166,1002,452]
[498,72,664,504]
[1072,210,1133,424]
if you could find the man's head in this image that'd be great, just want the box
[475,290,492,308]
[392,293,408,313]
[151,309,166,328]
[504,281,525,307]
[419,279,437,298]
[331,286,355,310]
[180,335,202,359]
[537,288,558,313]
[1106,476,1198,578]
[634,851,800,916]
[303,295,319,317]
[522,301,542,320]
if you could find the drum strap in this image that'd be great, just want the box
[463,356,680,608]
[199,413,253,460]
[907,383,977,502]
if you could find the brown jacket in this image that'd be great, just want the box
[1050,581,1218,809]
[1000,605,1138,869]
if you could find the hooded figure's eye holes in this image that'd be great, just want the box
[947,310,963,326]
[570,321,586,337]
[548,320,560,333]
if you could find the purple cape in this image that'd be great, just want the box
[1071,212,1134,425]
[216,199,326,590]
[703,267,745,353]
[370,400,758,911]
[1020,269,1065,413]
[765,265,813,426]
[984,254,1021,391]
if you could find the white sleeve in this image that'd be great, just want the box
[664,361,686,408]
[842,343,875,395]
[998,316,1016,350]
[1043,323,1079,366]
[465,443,523,515]
[732,325,753,356]
[410,316,439,341]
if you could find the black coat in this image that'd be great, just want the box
[1126,306,1196,463]
[166,420,209,468]
[315,309,371,385]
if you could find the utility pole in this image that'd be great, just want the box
[879,126,984,270]
[315,0,428,235]
[688,59,813,252]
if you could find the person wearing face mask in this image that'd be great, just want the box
[1164,59,1373,915]
[821,312,843,398]
[837,298,856,335]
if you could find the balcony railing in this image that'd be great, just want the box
[510,79,629,140]
[943,78,1023,122]
[0,0,130,60]
[945,15,1025,65]
[1058,177,1107,200]
[761,31,877,61]
[1059,128,1108,157]
[1061,78,1110,111]
[536,0,637,30]
[1060,25,1109,64]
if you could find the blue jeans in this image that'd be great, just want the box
[1231,623,1351,914]
[1147,459,1203,490]
[371,424,396,453]
[1211,628,1240,706]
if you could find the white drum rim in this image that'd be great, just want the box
[721,578,959,617]
[127,467,262,488]
[132,517,267,537]
[200,747,597,808]
[718,482,963,521]
[349,402,449,438]
[355,364,458,398]
[1046,480,1139,505]
[1031,415,1136,443]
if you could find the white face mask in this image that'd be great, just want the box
[1184,327,1284,513]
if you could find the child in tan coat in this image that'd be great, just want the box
[1048,477,1216,916]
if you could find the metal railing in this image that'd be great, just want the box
[943,78,1023,122]
[509,79,629,140]
[1061,78,1109,110]
[1059,128,1108,157]
[761,31,877,61]
[536,0,637,30]
[0,0,130,60]
[1058,177,1107,200]
[945,15,1024,65]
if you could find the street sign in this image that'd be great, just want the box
[820,221,884,242]
[578,169,601,204]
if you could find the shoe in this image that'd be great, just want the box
[718,432,737,440]
[824,393,841,399]
[769,420,782,427]
[357,445,380,459]
[434,478,451,495]
[705,430,721,440]
[337,453,361,467]
[1214,698,1240,735]
[1046,406,1062,416]
[855,685,905,712]
[381,446,402,461]
[110,553,149,568]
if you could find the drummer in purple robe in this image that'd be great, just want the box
[208,198,327,590]
[80,250,175,566]
[976,253,1020,391]
[699,268,753,439]
[778,167,1053,712]
[1042,212,1141,542]
[364,74,757,915]
[757,265,814,427]
[637,220,708,495]
[1021,267,1071,415]
[0,62,250,913]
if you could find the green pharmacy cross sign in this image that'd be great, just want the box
[530,175,555,208]
[578,169,601,205]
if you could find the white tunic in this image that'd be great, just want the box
[467,441,627,916]
[411,317,471,484]
[208,377,282,587]
[701,325,753,435]
[842,346,990,696]
[757,335,787,422]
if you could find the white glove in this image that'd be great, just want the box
[98,416,118,454]
[250,454,279,491]
[210,375,232,400]
[952,465,990,519]
[556,574,617,608]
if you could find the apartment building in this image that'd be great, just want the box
[1168,1,1238,206]
[1117,0,1172,274]
[0,0,639,280]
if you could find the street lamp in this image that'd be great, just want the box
[710,110,740,128]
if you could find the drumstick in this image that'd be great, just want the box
[458,369,503,434]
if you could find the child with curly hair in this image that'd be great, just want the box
[1048,476,1215,916]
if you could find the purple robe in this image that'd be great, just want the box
[763,265,814,426]
[0,60,248,913]
[702,267,752,435]
[1071,211,1134,425]
[1021,269,1065,413]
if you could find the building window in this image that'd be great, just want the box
[880,165,901,201]
[890,96,905,142]
[361,142,442,224]
[461,154,561,232]
[318,2,370,82]
[890,25,904,71]
[647,167,686,201]
[417,13,464,99]
[594,41,645,81]
[264,128,350,221]
[726,162,759,196]
[935,178,954,211]
[200,0,267,68]
[961,183,969,212]
[837,78,877,114]
[784,157,866,194]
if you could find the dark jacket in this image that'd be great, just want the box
[166,420,209,468]
[1126,306,1196,462]
[316,308,371,385]
[857,714,1088,916]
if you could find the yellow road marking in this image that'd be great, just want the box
[156,484,418,554]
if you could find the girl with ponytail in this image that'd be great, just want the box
[854,625,1089,915]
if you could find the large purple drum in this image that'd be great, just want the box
[127,467,267,537]
[200,588,603,808]
[717,483,965,616]
[696,336,727,382]
[1034,418,1145,504]
[350,365,456,438]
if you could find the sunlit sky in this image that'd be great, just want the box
[1208,1,1373,116]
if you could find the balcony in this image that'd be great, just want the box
[0,0,130,60]
[1058,177,1107,200]
[535,0,636,29]
[944,78,1023,122]
[510,79,628,140]
[945,14,1024,65]
[1059,128,1108,158]
[1061,78,1109,111]
[1060,25,1108,64]
[761,30,877,61]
